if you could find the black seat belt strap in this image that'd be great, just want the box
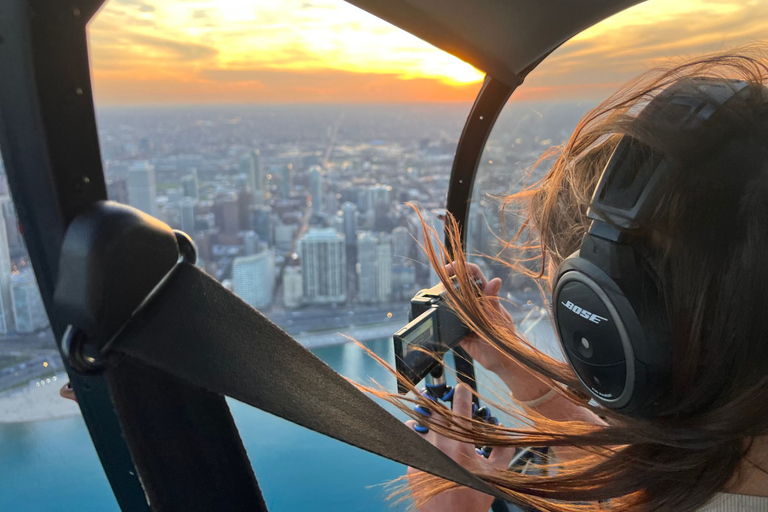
[110,261,513,502]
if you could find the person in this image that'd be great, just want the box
[390,47,768,511]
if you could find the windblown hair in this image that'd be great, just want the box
[372,46,768,511]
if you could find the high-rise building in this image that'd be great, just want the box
[214,194,240,236]
[0,206,14,334]
[299,228,346,305]
[181,170,199,199]
[11,270,47,333]
[325,191,339,216]
[283,265,303,309]
[248,205,273,247]
[280,164,293,198]
[243,230,260,256]
[342,202,358,246]
[356,232,377,304]
[309,165,324,214]
[357,232,393,304]
[158,201,181,230]
[107,177,129,204]
[392,226,411,263]
[232,249,275,310]
[392,262,417,300]
[371,183,392,205]
[180,197,196,234]
[240,150,263,195]
[1,198,21,255]
[375,234,393,303]
[127,161,157,217]
[251,150,264,193]
[274,221,295,252]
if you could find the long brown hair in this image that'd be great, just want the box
[368,46,768,511]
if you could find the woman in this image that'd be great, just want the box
[391,48,768,511]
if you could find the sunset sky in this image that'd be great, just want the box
[87,0,768,105]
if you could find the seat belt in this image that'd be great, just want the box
[54,202,517,506]
[107,261,513,502]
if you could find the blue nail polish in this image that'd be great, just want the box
[414,424,429,434]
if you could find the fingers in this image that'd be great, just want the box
[60,382,77,402]
[444,262,487,287]
[453,383,474,421]
[485,277,502,297]
[488,442,517,469]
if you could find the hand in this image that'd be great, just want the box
[405,383,515,512]
[446,262,550,401]
[60,382,77,402]
[445,263,517,374]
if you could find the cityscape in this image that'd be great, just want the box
[0,100,594,393]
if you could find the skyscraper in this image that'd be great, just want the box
[392,262,417,300]
[357,232,392,303]
[251,150,264,193]
[181,169,199,200]
[127,161,157,217]
[240,150,263,195]
[0,205,14,334]
[283,265,303,309]
[232,249,275,310]
[243,230,260,256]
[342,202,358,247]
[392,226,412,263]
[11,270,47,333]
[248,205,273,247]
[280,164,293,198]
[1,198,21,255]
[309,165,324,214]
[299,228,346,305]
[356,232,377,304]
[214,194,240,236]
[375,234,393,303]
[180,197,196,235]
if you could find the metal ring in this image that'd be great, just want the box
[62,325,105,374]
[173,230,198,265]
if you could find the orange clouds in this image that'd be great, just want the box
[87,0,768,105]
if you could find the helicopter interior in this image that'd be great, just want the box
[2,0,763,510]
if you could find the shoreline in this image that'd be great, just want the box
[0,373,80,424]
[0,310,554,425]
[293,318,404,348]
[0,322,400,424]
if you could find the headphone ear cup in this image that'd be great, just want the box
[553,243,671,417]
[554,255,637,410]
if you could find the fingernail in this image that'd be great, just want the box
[414,424,429,434]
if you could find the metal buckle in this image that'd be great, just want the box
[62,230,197,374]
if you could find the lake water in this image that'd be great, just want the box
[0,313,557,512]
[0,339,413,511]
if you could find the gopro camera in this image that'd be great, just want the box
[393,277,483,393]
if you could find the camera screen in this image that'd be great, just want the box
[393,308,440,393]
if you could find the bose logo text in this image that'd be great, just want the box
[561,301,608,324]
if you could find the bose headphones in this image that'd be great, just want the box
[552,77,752,417]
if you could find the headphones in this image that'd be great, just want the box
[552,78,751,417]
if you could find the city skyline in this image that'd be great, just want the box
[88,0,768,104]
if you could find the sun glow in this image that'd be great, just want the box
[87,0,768,104]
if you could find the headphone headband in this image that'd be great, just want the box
[589,78,749,232]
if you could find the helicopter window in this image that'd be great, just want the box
[464,0,768,366]
[3,0,768,511]
[0,0,484,510]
